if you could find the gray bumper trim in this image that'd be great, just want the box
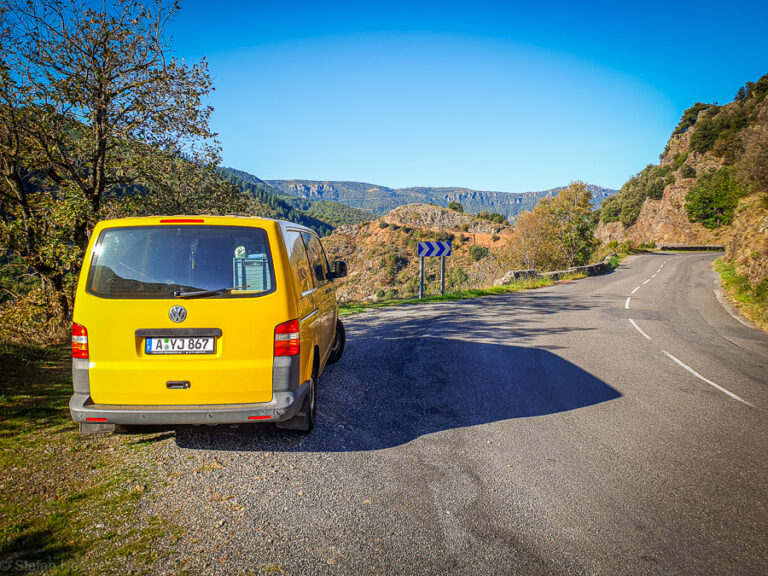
[69,386,308,426]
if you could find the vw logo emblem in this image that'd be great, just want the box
[169,305,187,323]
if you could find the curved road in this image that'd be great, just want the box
[155,252,768,575]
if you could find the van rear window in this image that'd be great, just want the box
[86,225,276,299]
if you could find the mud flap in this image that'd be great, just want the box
[275,410,311,431]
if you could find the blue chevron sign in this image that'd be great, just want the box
[417,241,452,258]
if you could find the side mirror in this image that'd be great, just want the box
[330,260,347,279]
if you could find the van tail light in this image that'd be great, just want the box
[274,319,299,357]
[72,323,89,359]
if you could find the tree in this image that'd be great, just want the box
[685,168,743,229]
[510,208,559,271]
[447,201,463,213]
[0,0,239,322]
[544,181,596,267]
[510,182,597,271]
[735,86,747,101]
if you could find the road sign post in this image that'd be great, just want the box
[419,256,424,299]
[417,241,452,299]
[440,256,445,295]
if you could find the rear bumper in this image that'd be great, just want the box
[69,386,307,426]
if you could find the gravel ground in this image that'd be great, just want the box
[135,254,768,575]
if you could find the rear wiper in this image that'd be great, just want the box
[174,287,232,299]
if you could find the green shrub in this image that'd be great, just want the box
[646,178,666,200]
[618,240,635,254]
[491,234,500,242]
[599,196,622,223]
[448,266,468,288]
[670,152,688,170]
[381,252,409,283]
[673,103,710,134]
[378,221,389,229]
[749,73,768,103]
[690,105,749,156]
[448,201,464,213]
[468,244,489,261]
[680,164,696,178]
[685,167,744,228]
[600,163,676,225]
[434,231,455,243]
[476,211,508,225]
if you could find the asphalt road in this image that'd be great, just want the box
[149,252,768,575]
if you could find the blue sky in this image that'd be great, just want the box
[168,1,768,192]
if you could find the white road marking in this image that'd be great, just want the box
[629,319,651,340]
[625,297,631,309]
[631,286,640,295]
[642,279,651,285]
[657,268,662,273]
[651,274,657,278]
[662,351,753,407]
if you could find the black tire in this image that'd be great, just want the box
[327,319,346,365]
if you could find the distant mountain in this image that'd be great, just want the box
[218,167,373,233]
[265,180,617,221]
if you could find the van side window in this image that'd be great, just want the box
[319,241,332,279]
[284,230,313,293]
[301,232,327,287]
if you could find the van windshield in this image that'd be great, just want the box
[86,225,276,299]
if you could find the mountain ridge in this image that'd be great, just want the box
[265,179,617,221]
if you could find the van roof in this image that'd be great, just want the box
[94,215,317,234]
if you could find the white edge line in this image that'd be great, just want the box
[629,319,651,340]
[631,286,640,295]
[713,289,753,328]
[642,279,651,285]
[651,274,657,278]
[625,297,631,309]
[662,350,753,407]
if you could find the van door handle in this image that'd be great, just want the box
[166,381,190,390]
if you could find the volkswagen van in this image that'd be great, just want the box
[69,215,347,435]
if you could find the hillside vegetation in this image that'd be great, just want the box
[597,73,768,328]
[324,182,599,302]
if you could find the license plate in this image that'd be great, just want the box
[145,336,215,355]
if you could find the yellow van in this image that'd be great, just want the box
[69,215,347,435]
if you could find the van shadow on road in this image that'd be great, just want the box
[175,294,620,452]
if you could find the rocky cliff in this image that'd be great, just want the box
[596,128,725,245]
[596,74,768,293]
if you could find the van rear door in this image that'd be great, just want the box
[78,222,290,406]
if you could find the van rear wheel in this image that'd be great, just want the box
[327,319,345,365]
